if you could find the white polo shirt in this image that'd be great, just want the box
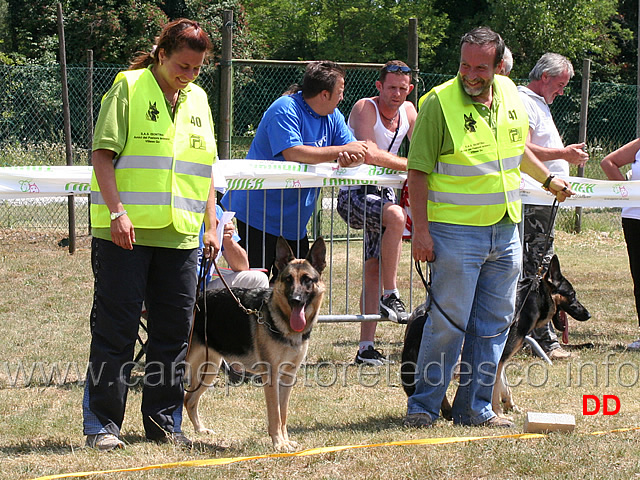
[518,85,569,177]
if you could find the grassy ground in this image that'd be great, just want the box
[1,230,640,479]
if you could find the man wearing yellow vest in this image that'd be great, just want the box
[404,27,573,429]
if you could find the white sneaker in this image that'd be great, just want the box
[86,433,125,451]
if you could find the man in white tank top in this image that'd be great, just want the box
[336,61,417,366]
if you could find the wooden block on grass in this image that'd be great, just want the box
[524,412,576,433]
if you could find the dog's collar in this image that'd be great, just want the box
[259,305,312,343]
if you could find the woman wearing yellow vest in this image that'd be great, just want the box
[83,19,220,451]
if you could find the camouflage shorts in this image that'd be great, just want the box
[336,186,396,260]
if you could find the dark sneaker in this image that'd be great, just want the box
[85,433,125,451]
[479,416,515,428]
[355,346,388,366]
[380,294,409,323]
[150,432,193,448]
[403,413,434,428]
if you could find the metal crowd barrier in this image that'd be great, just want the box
[223,187,424,324]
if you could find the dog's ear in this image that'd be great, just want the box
[306,237,326,275]
[274,236,296,273]
[545,254,562,286]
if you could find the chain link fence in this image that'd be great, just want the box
[0,60,638,247]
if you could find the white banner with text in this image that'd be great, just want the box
[0,161,639,208]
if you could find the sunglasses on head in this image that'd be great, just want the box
[384,65,411,73]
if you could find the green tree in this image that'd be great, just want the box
[425,0,634,82]
[244,0,448,66]
[182,0,257,61]
[487,0,633,81]
[65,0,168,64]
[2,0,257,65]
[609,0,638,83]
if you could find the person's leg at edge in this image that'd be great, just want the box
[623,217,640,348]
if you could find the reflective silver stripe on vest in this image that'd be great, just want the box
[429,188,520,206]
[115,156,211,178]
[91,191,171,205]
[174,196,206,214]
[502,155,522,171]
[175,160,212,178]
[434,155,522,177]
[115,155,173,170]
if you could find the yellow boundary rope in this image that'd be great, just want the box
[28,427,640,480]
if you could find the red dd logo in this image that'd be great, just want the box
[582,395,621,415]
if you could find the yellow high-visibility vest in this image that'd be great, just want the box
[428,75,528,226]
[90,68,216,234]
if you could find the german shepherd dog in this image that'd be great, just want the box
[184,236,326,452]
[400,255,590,419]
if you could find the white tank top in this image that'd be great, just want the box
[622,149,640,220]
[348,98,410,154]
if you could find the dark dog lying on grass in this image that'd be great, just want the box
[401,255,590,419]
[184,236,326,452]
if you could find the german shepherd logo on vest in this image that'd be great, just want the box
[464,113,476,133]
[146,101,160,122]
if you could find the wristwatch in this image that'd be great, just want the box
[542,174,555,191]
[110,210,128,221]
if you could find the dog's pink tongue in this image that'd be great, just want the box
[560,310,569,344]
[290,304,306,332]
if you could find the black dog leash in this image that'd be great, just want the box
[533,200,559,277]
[415,200,559,339]
[184,251,214,393]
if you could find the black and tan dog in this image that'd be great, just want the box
[401,255,590,418]
[492,255,590,415]
[184,236,326,452]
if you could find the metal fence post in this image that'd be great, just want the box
[57,2,76,254]
[574,58,591,234]
[219,10,233,160]
[86,49,94,235]
[408,18,419,106]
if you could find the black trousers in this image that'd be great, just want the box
[83,238,197,439]
[523,204,560,351]
[235,219,309,279]
[623,217,640,327]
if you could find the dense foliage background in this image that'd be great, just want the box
[0,0,638,82]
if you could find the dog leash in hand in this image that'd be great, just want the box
[414,261,518,339]
[211,256,263,319]
[185,251,214,393]
[533,199,559,278]
[412,199,559,340]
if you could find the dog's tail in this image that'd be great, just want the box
[400,303,428,397]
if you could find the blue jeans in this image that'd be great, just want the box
[407,219,521,425]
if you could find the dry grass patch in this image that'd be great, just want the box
[1,230,640,479]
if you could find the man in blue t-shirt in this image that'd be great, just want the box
[221,61,368,277]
